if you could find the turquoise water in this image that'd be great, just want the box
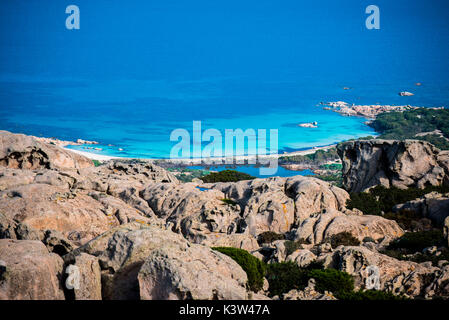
[1,0,448,159]
[188,165,314,178]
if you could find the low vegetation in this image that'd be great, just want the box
[388,230,445,252]
[284,239,306,256]
[220,198,237,206]
[279,147,339,165]
[370,108,449,150]
[347,185,449,217]
[257,231,286,245]
[92,159,102,167]
[167,168,210,183]
[327,232,361,248]
[200,170,255,183]
[212,247,266,292]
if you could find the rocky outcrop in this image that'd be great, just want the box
[318,245,448,298]
[282,279,336,300]
[141,183,243,242]
[393,192,449,226]
[63,253,102,300]
[73,222,249,300]
[0,239,65,300]
[0,130,93,170]
[286,249,317,268]
[138,246,248,300]
[293,208,404,244]
[338,139,449,192]
[209,176,349,231]
[0,159,176,245]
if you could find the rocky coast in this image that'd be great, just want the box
[0,130,448,300]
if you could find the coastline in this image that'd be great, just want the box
[64,143,338,163]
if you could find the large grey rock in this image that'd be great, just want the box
[74,222,250,300]
[0,239,65,300]
[138,245,249,300]
[294,208,404,244]
[63,253,102,300]
[338,139,449,192]
[319,245,441,298]
[286,249,317,268]
[141,183,243,242]
[209,175,349,231]
[393,192,449,226]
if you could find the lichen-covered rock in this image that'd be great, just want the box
[338,139,448,192]
[0,239,65,300]
[294,208,404,244]
[209,176,349,232]
[138,245,249,300]
[319,245,440,298]
[141,183,243,242]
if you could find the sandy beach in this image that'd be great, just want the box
[64,143,337,163]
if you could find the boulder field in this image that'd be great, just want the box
[0,131,448,300]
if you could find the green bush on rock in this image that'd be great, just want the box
[257,231,286,245]
[388,230,445,252]
[212,247,266,292]
[327,232,360,248]
[201,170,255,183]
[266,262,354,299]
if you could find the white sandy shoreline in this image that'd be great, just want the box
[64,144,338,164]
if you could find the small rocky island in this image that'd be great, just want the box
[298,121,318,128]
[0,130,448,300]
[321,101,420,118]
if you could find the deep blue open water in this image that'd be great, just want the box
[1,0,448,159]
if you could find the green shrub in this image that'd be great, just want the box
[220,198,237,206]
[92,159,102,167]
[383,210,432,231]
[370,108,449,150]
[278,147,339,165]
[257,232,285,245]
[266,262,354,298]
[308,269,354,297]
[347,185,449,217]
[201,170,255,183]
[284,240,305,256]
[327,232,360,248]
[362,237,376,243]
[388,230,445,252]
[212,247,266,292]
[266,262,308,297]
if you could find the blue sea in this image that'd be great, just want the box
[1,0,448,159]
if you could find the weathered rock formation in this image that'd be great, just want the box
[318,245,449,298]
[393,192,449,226]
[293,208,404,244]
[338,139,449,192]
[0,239,65,300]
[1,130,448,300]
[0,130,93,170]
